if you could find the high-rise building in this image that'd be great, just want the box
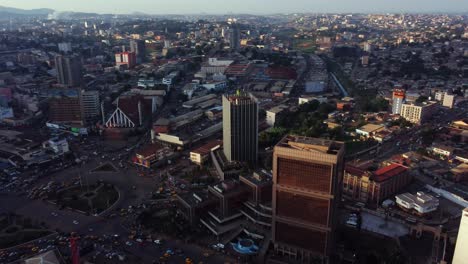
[229,25,240,50]
[58,42,72,53]
[400,102,437,124]
[222,93,258,164]
[453,208,468,264]
[81,90,100,124]
[442,93,455,109]
[272,135,345,262]
[392,88,406,115]
[130,39,146,64]
[115,52,137,69]
[55,55,82,88]
[48,89,83,124]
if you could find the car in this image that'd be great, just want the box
[154,239,162,245]
[51,212,58,217]
[216,243,224,249]
[72,220,79,225]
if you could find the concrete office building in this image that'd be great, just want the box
[55,55,82,88]
[400,102,437,124]
[453,208,468,264]
[81,90,100,124]
[443,93,455,109]
[222,93,258,164]
[272,135,345,262]
[130,39,146,64]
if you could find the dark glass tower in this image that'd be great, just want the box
[55,55,82,88]
[222,93,258,164]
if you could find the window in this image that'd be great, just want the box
[277,158,332,192]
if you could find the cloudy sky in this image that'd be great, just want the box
[1,0,467,14]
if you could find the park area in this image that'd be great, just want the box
[0,214,52,249]
[47,182,119,215]
[293,39,316,53]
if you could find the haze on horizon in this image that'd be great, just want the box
[1,0,467,14]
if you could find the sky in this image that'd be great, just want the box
[1,0,467,14]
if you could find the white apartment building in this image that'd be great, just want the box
[453,208,468,264]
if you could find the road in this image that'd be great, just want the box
[0,154,233,263]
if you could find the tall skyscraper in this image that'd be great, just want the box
[453,208,468,264]
[392,88,405,115]
[130,39,146,64]
[55,55,82,88]
[229,25,240,50]
[222,92,258,164]
[272,135,345,262]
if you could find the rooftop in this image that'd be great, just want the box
[135,144,161,158]
[373,163,408,182]
[191,140,222,156]
[277,135,344,155]
[357,123,385,133]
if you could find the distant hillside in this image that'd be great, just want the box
[0,5,53,15]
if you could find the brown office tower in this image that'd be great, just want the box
[48,89,83,125]
[272,135,344,263]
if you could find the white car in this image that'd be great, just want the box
[72,220,79,225]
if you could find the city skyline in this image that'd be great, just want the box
[1,0,468,14]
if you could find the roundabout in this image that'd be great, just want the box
[47,182,120,215]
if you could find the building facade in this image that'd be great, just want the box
[130,39,146,64]
[48,89,83,124]
[453,208,468,264]
[55,55,82,88]
[115,52,136,69]
[400,102,437,124]
[229,25,240,50]
[272,135,345,262]
[81,90,100,124]
[222,93,258,164]
[343,164,411,205]
[392,88,405,115]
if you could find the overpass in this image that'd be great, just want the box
[330,72,349,97]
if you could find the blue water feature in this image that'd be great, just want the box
[231,239,259,255]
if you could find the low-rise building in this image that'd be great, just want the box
[266,105,288,127]
[429,143,455,158]
[43,137,69,155]
[189,140,222,166]
[395,191,439,215]
[133,144,175,168]
[343,163,411,205]
[355,124,385,138]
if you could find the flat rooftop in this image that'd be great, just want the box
[277,135,344,155]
